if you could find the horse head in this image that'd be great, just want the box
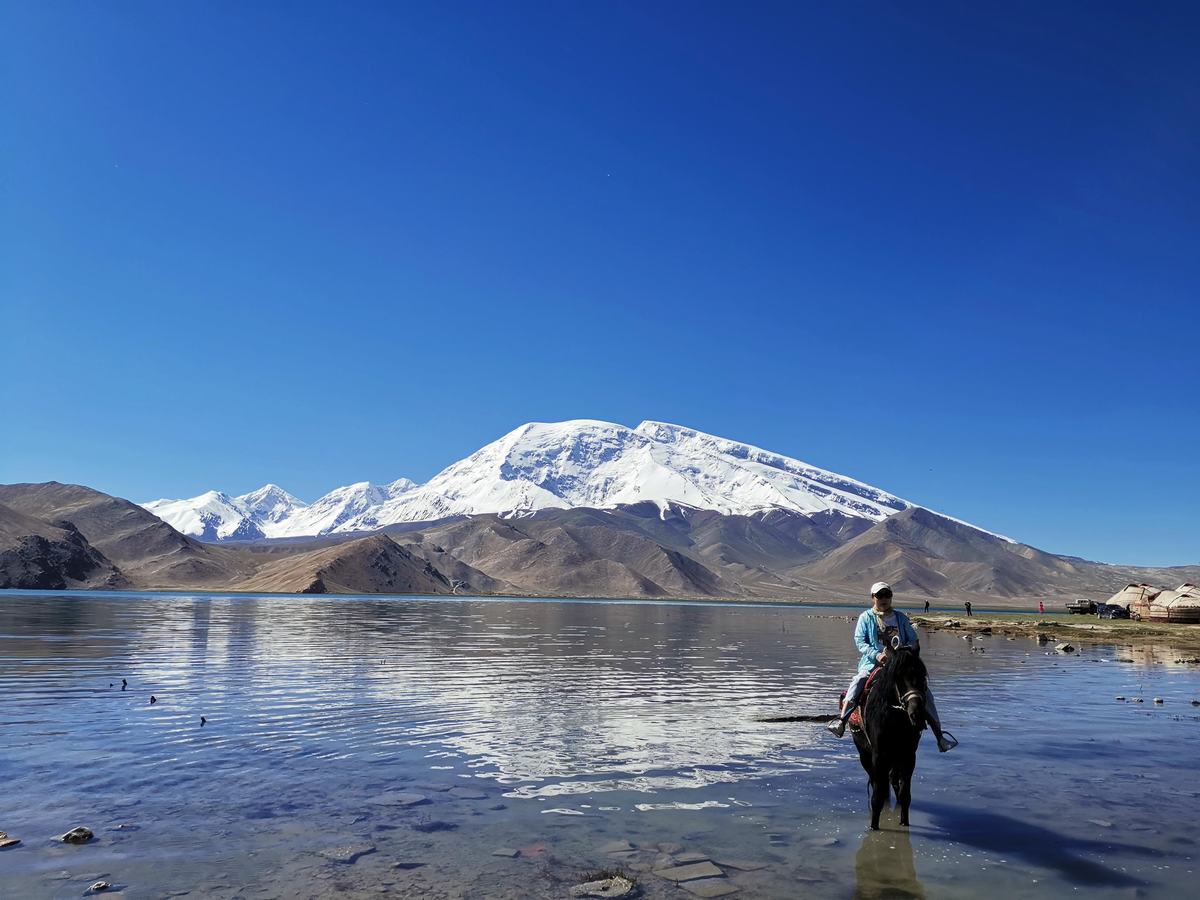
[886,637,928,729]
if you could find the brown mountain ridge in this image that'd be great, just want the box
[0,482,1196,607]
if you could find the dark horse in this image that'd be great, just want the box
[852,638,929,830]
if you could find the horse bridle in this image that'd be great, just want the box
[887,638,925,711]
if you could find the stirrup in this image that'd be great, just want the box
[936,730,959,752]
[827,718,846,738]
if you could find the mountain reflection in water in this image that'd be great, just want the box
[0,591,1197,899]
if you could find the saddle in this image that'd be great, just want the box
[839,667,882,732]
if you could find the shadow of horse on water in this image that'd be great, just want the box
[913,801,1158,888]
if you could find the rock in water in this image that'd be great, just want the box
[87,881,112,894]
[60,826,94,844]
[653,861,724,881]
[318,844,375,864]
[411,820,457,833]
[570,876,636,898]
[1054,642,1075,653]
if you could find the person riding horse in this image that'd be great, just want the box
[827,582,958,753]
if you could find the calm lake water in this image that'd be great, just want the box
[1,591,1197,899]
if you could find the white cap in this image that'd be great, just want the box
[870,581,892,596]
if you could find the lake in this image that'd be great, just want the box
[1,591,1197,899]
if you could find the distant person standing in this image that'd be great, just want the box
[924,599,931,613]
[1038,600,1045,614]
[964,601,973,617]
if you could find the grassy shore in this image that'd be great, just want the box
[911,613,1200,655]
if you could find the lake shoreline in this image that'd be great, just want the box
[911,613,1200,654]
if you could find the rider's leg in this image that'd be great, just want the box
[924,689,958,752]
[827,673,868,737]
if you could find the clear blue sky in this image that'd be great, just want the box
[2,2,1197,566]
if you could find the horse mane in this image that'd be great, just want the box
[864,645,928,722]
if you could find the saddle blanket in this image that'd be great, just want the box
[839,667,882,732]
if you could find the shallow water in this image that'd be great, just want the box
[1,591,1197,899]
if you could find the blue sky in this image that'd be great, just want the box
[2,2,1197,565]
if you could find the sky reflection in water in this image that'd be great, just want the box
[0,592,1197,898]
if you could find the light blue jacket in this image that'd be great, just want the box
[855,608,919,675]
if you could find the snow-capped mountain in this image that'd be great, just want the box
[268,479,416,539]
[143,420,988,541]
[343,420,913,532]
[145,483,306,541]
[237,484,306,526]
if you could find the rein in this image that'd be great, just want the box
[893,687,923,711]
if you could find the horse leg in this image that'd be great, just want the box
[896,752,916,827]
[869,759,890,830]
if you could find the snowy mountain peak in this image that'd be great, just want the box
[235,484,307,524]
[141,419,1001,542]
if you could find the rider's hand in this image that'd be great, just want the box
[877,651,888,665]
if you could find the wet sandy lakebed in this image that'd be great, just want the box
[1,591,1198,898]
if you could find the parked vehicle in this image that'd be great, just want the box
[1095,603,1131,620]
[1066,599,1097,615]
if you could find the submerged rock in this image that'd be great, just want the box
[653,861,724,881]
[1055,642,1075,653]
[599,839,635,854]
[681,878,740,897]
[570,875,636,898]
[714,858,767,871]
[491,847,520,858]
[60,827,94,845]
[86,881,113,894]
[0,833,21,849]
[411,820,457,833]
[318,843,376,864]
[368,791,429,808]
